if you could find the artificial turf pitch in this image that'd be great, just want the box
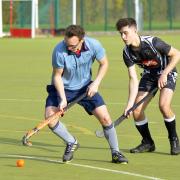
[0,34,180,180]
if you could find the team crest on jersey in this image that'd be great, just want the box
[144,49,153,56]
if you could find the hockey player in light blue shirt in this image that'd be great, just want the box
[45,25,128,164]
[52,36,105,90]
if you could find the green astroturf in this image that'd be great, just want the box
[0,34,180,180]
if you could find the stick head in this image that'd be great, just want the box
[22,134,32,146]
[95,130,105,138]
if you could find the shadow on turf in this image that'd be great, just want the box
[121,148,169,155]
[0,136,59,152]
[0,136,109,150]
[0,136,170,155]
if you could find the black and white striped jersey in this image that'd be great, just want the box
[123,35,177,75]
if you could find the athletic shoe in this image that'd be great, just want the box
[130,139,155,153]
[170,137,180,155]
[62,140,80,163]
[112,151,128,164]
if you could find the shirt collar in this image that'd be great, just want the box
[66,41,89,56]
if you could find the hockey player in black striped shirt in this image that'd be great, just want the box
[116,18,180,155]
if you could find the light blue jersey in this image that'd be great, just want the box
[52,37,105,90]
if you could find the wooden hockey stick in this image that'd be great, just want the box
[22,92,87,146]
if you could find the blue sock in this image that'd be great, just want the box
[103,124,119,153]
[49,121,75,143]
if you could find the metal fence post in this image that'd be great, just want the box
[80,0,84,27]
[148,0,152,31]
[54,0,59,29]
[104,0,107,31]
[127,0,132,17]
[168,0,173,30]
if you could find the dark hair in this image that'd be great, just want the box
[116,18,137,31]
[65,25,85,40]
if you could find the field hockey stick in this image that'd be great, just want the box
[22,92,87,146]
[95,87,158,138]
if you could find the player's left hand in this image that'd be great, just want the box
[158,73,168,89]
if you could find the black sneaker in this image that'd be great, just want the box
[112,151,128,164]
[63,140,80,163]
[170,137,180,155]
[130,140,155,153]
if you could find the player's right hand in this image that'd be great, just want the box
[124,106,133,118]
[58,99,67,116]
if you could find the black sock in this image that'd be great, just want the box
[136,123,154,144]
[164,119,177,140]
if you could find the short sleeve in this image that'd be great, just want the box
[52,47,64,69]
[123,49,134,67]
[93,39,106,60]
[152,37,171,55]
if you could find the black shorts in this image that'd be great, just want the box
[45,83,105,115]
[139,72,177,93]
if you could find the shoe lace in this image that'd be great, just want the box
[118,152,124,157]
[113,151,124,158]
[65,143,73,154]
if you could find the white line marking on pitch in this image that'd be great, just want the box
[0,128,168,139]
[1,154,165,180]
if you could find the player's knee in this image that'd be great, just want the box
[100,116,112,126]
[48,119,59,128]
[133,108,143,119]
[159,103,169,115]
[45,110,59,128]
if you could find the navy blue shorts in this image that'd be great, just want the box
[139,72,177,93]
[45,83,105,115]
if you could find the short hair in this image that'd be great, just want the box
[65,25,85,40]
[116,18,137,31]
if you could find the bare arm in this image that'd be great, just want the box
[87,55,108,97]
[53,68,67,111]
[124,65,139,116]
[158,47,180,89]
